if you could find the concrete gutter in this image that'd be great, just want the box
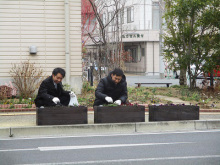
[1,119,220,138]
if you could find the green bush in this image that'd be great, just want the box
[82,82,95,94]
[63,84,73,91]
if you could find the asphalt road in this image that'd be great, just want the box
[0,130,220,165]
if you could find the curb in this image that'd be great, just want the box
[1,119,220,138]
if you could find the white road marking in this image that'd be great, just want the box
[0,142,193,152]
[0,148,38,152]
[1,129,220,141]
[16,155,220,165]
[38,142,193,151]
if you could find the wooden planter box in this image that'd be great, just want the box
[94,105,145,124]
[149,105,199,122]
[36,106,88,125]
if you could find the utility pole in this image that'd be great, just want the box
[159,0,165,78]
[144,0,145,30]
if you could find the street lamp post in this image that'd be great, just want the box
[88,62,94,86]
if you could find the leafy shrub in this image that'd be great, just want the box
[82,81,95,94]
[63,83,73,91]
[166,89,173,97]
[0,85,12,99]
[171,85,181,88]
[151,88,157,95]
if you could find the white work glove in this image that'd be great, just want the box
[52,97,60,104]
[105,96,113,103]
[69,91,76,97]
[114,100,121,105]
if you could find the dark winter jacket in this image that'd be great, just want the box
[34,76,70,107]
[93,71,128,106]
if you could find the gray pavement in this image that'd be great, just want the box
[1,112,220,128]
[1,112,220,138]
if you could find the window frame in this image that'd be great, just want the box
[127,6,134,23]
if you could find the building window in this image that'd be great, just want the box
[102,13,107,25]
[152,2,160,30]
[127,6,134,23]
[125,47,137,63]
[108,12,115,25]
[120,9,124,24]
[131,48,137,62]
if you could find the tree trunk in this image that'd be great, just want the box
[179,68,187,85]
[192,75,196,88]
[210,71,214,87]
[187,65,192,89]
[98,46,102,80]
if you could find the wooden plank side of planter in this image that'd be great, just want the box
[94,106,145,123]
[149,105,199,122]
[36,106,88,125]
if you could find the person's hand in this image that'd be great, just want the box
[69,91,76,97]
[105,96,113,103]
[52,97,60,104]
[114,100,121,105]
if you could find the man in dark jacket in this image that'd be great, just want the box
[35,68,76,107]
[93,68,128,106]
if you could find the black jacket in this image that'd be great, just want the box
[34,76,69,107]
[93,71,128,106]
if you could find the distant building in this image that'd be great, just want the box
[83,0,165,76]
[122,0,162,75]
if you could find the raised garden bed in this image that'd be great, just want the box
[94,105,145,124]
[149,105,199,122]
[36,106,88,125]
[0,104,36,109]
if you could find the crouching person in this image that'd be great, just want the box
[93,68,128,106]
[34,67,78,107]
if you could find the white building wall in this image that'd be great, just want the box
[135,0,152,30]
[122,0,153,31]
[122,0,160,75]
[86,0,161,75]
[0,0,82,91]
[153,41,160,74]
[146,42,159,75]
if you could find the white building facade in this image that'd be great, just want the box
[0,0,82,93]
[121,0,164,75]
[86,0,165,76]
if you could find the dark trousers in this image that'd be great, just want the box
[35,95,70,107]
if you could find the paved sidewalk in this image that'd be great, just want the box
[1,111,220,128]
[1,110,220,138]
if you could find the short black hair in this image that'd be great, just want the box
[52,68,66,78]
[112,68,124,76]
